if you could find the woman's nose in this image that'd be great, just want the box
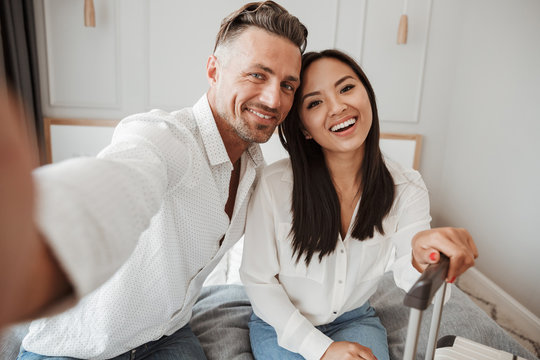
[329,98,347,116]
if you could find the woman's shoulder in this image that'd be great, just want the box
[257,158,293,192]
[383,155,426,190]
[261,158,292,180]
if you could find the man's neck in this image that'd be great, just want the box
[207,96,249,163]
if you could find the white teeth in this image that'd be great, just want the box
[330,118,356,132]
[248,109,272,119]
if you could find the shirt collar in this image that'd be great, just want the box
[193,94,264,168]
[383,156,410,185]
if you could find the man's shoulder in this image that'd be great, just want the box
[120,107,195,128]
[113,107,199,143]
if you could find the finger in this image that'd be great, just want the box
[431,238,475,282]
[411,230,440,267]
[443,228,477,281]
[464,230,479,259]
[413,246,440,266]
[413,228,476,282]
[357,348,377,360]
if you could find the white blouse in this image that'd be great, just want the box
[240,157,431,360]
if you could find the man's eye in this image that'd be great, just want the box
[307,100,321,109]
[340,84,355,93]
[250,73,264,80]
[282,83,295,92]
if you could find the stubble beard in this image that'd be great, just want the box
[221,110,275,144]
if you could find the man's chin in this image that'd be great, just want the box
[238,128,275,144]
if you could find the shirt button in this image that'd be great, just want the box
[338,280,343,284]
[333,311,337,314]
[340,250,344,254]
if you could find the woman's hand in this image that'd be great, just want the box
[321,341,377,360]
[411,227,478,282]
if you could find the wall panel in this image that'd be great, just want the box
[43,0,120,109]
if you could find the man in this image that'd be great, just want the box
[1,2,307,359]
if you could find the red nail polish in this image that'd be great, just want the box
[449,276,456,283]
[429,252,438,261]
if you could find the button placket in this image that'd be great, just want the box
[331,242,348,316]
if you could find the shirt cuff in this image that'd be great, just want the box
[392,252,422,292]
[298,328,333,360]
[280,310,333,360]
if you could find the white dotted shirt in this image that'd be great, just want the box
[240,158,431,360]
[23,95,264,359]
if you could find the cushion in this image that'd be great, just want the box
[190,273,536,360]
[0,322,29,360]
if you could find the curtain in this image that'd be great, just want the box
[0,0,45,165]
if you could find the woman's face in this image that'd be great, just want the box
[299,57,372,157]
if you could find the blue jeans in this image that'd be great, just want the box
[249,302,389,360]
[17,324,207,360]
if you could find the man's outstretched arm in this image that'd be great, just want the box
[0,89,72,329]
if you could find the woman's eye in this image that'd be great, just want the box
[307,100,321,109]
[340,84,355,93]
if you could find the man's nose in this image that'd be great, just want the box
[259,83,281,110]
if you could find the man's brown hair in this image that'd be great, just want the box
[214,1,308,54]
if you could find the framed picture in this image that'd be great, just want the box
[380,133,422,170]
[44,118,119,164]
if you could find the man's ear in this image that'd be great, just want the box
[206,55,219,87]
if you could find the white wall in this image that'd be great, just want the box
[382,0,540,316]
[440,0,540,316]
[33,0,540,316]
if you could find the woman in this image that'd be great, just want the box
[240,50,477,360]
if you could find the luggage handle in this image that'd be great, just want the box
[403,254,450,360]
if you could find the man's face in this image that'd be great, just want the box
[208,27,301,145]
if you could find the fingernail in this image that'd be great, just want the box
[449,276,456,283]
[429,252,438,261]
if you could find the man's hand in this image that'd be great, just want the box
[321,341,378,360]
[412,227,478,282]
[0,89,71,329]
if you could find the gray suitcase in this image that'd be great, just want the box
[403,255,527,360]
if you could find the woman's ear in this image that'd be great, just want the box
[301,129,312,140]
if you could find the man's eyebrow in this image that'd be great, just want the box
[254,63,299,83]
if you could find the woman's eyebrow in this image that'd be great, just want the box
[301,75,355,104]
[335,75,354,87]
[301,90,320,104]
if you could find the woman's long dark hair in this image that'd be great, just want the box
[278,49,395,266]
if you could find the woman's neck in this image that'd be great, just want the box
[324,148,365,239]
[324,148,364,195]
